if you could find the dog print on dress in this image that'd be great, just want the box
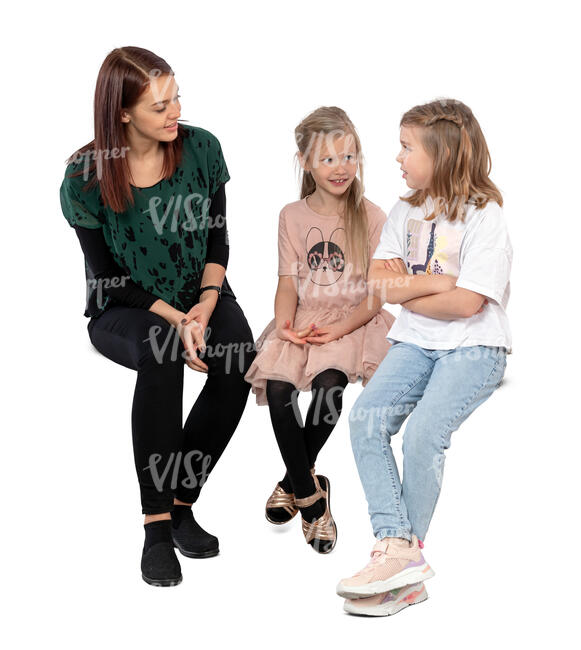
[306,226,346,286]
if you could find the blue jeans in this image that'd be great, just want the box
[349,342,507,543]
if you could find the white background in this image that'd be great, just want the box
[2,0,579,647]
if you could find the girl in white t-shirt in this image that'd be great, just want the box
[336,99,512,617]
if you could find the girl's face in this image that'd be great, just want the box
[299,133,359,197]
[121,74,181,143]
[396,125,434,190]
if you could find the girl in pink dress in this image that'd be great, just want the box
[244,106,396,553]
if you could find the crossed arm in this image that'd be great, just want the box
[367,258,487,320]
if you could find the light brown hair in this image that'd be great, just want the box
[294,106,370,275]
[400,98,503,222]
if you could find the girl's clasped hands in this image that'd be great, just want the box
[276,319,345,346]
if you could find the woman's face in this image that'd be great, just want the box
[299,132,359,197]
[396,125,434,190]
[121,74,181,143]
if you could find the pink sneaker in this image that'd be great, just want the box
[336,534,434,599]
[344,581,428,616]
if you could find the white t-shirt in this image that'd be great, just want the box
[373,192,513,353]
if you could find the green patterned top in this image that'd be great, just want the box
[60,124,233,315]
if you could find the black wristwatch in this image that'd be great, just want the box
[199,285,222,300]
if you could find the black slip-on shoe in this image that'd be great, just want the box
[141,541,183,587]
[171,507,219,558]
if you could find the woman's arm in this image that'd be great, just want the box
[204,182,229,271]
[148,298,187,328]
[200,182,228,310]
[74,225,184,327]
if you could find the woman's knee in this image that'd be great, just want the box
[202,336,256,378]
[138,319,185,370]
[202,299,256,376]
[88,307,184,372]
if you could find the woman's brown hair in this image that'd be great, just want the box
[295,106,370,275]
[400,98,503,222]
[66,46,185,213]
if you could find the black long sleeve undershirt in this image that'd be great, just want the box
[204,182,229,268]
[72,182,229,311]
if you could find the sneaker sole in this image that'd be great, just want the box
[141,573,182,587]
[336,562,435,598]
[172,538,220,559]
[343,583,428,616]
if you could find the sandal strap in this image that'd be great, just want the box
[301,508,335,542]
[266,484,297,514]
[294,490,324,508]
[294,473,326,508]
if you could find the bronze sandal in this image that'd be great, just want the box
[294,473,337,554]
[265,483,298,524]
[264,467,316,525]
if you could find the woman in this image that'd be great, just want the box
[60,46,256,587]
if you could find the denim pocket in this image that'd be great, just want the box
[493,352,507,388]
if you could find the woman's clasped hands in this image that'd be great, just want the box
[174,301,215,373]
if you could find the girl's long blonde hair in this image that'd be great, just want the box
[400,99,503,222]
[294,106,370,275]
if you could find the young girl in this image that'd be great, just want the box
[336,99,512,616]
[244,107,396,553]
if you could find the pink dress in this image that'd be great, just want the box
[244,196,396,406]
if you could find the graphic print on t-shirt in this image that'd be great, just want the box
[306,226,346,286]
[406,218,461,276]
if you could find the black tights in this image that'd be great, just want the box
[266,369,349,499]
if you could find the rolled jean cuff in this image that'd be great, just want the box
[375,528,412,542]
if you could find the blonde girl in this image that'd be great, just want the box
[336,99,512,616]
[244,107,396,553]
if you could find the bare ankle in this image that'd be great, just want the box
[144,512,171,525]
[173,498,193,507]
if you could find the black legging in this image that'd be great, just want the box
[87,295,256,514]
[266,369,349,499]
